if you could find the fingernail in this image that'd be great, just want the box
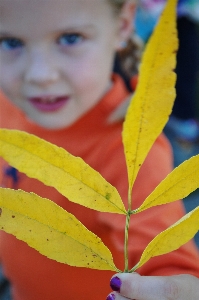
[110,276,121,292]
[106,293,116,300]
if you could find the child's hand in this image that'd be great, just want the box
[106,273,199,300]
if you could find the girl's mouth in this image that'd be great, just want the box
[28,96,69,112]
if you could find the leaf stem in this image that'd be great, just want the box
[129,262,139,273]
[128,188,132,210]
[124,209,131,272]
[124,186,133,272]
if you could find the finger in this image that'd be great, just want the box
[109,273,199,300]
[106,292,130,300]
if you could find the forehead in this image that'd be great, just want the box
[0,0,115,34]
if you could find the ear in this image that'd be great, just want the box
[115,1,136,50]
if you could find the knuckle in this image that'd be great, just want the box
[163,279,180,300]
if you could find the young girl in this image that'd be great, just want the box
[0,1,198,299]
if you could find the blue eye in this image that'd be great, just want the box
[0,38,24,51]
[58,33,82,46]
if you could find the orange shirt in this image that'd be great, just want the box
[0,75,199,300]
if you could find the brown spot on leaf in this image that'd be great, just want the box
[12,215,15,218]
[0,208,2,216]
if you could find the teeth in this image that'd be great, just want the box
[40,97,56,103]
[30,96,66,105]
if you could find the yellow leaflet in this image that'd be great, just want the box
[122,0,178,192]
[134,155,199,213]
[0,129,126,214]
[133,206,199,271]
[0,188,119,271]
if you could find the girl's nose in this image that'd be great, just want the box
[24,50,59,86]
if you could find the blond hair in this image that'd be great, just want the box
[108,0,143,80]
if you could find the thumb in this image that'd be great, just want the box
[108,273,199,300]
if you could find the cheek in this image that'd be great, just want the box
[67,52,113,94]
[0,64,21,96]
[0,67,11,93]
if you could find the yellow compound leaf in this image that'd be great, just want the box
[134,155,199,213]
[123,0,178,192]
[0,129,126,214]
[0,187,119,271]
[133,206,199,271]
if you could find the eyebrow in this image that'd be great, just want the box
[53,24,96,33]
[0,32,17,37]
[0,24,97,38]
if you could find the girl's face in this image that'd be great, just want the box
[0,0,133,129]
